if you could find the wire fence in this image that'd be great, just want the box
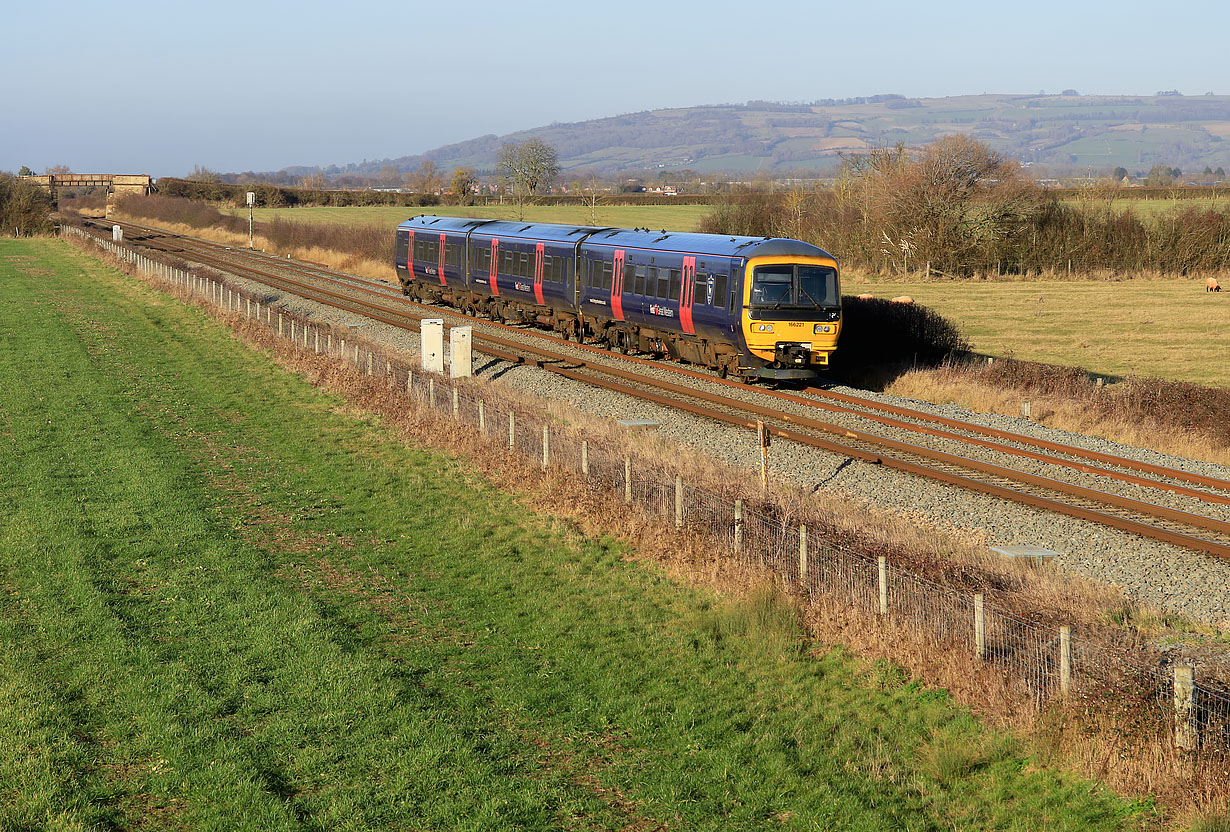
[66,223,1230,760]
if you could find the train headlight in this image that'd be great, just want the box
[813,324,832,334]
[756,323,774,333]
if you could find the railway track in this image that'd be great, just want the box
[89,219,1230,560]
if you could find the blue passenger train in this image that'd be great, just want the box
[394,216,841,381]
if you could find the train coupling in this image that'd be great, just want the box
[773,342,812,368]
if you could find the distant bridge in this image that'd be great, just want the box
[19,173,152,200]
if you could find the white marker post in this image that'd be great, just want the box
[421,319,445,374]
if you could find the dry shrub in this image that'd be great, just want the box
[832,295,970,388]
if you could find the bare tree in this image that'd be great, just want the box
[187,164,220,184]
[376,165,402,188]
[45,164,72,176]
[581,173,605,226]
[407,160,443,194]
[496,139,560,220]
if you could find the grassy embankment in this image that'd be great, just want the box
[0,238,1153,829]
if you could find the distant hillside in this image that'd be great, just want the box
[331,93,1230,179]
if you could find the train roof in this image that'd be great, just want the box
[581,228,835,261]
[398,215,609,243]
[397,215,837,260]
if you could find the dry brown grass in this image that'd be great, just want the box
[67,227,1230,825]
[888,366,1230,466]
[111,212,397,283]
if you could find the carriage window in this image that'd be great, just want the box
[652,267,666,297]
[668,269,681,301]
[503,251,514,273]
[633,266,646,295]
[729,278,739,313]
[518,252,529,277]
[713,274,728,307]
[543,254,552,280]
[623,263,634,292]
[600,260,612,290]
[694,272,707,304]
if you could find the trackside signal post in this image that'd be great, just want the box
[246,192,255,248]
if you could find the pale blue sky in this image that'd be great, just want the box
[4,0,1227,176]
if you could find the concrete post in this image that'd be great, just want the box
[581,441,589,476]
[1174,664,1197,751]
[675,476,683,529]
[974,594,987,661]
[799,525,808,585]
[278,314,283,337]
[541,426,549,469]
[315,330,320,354]
[422,319,445,373]
[289,320,295,342]
[367,351,373,376]
[478,399,485,433]
[878,556,888,616]
[450,326,473,379]
[624,457,632,504]
[1059,626,1072,695]
[734,500,743,555]
[406,369,412,393]
[113,224,122,242]
[508,411,515,451]
[452,388,459,419]
[428,378,435,409]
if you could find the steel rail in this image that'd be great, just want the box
[95,221,1230,560]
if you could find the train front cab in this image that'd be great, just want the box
[739,254,841,381]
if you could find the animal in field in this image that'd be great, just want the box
[890,296,915,304]
[1207,277,1222,292]
[856,293,875,300]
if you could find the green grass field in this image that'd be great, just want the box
[229,203,715,232]
[0,237,1147,829]
[844,277,1229,386]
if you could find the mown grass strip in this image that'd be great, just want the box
[0,238,1147,830]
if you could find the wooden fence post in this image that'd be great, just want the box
[1174,664,1197,751]
[478,399,486,434]
[674,475,683,529]
[1059,626,1072,695]
[878,556,888,616]
[541,426,549,469]
[974,594,987,661]
[733,500,743,555]
[799,524,808,586]
[581,441,589,476]
[624,457,632,504]
[508,411,515,451]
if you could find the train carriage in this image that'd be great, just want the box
[395,216,841,381]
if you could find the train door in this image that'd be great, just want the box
[489,238,500,296]
[407,231,415,277]
[437,233,447,286]
[534,243,545,305]
[610,250,625,320]
[680,256,696,334]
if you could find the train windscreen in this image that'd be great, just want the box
[750,264,837,308]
